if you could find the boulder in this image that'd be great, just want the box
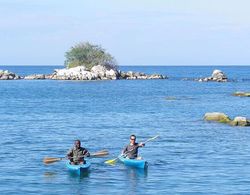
[106,69,119,80]
[91,65,108,78]
[233,92,250,97]
[91,65,119,80]
[212,69,227,80]
[0,75,9,80]
[204,112,231,123]
[230,117,250,126]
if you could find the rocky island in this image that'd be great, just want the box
[0,42,167,81]
[0,65,167,81]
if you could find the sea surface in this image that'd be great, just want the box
[0,65,250,194]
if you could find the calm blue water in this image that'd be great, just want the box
[0,66,250,194]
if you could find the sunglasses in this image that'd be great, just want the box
[130,138,136,140]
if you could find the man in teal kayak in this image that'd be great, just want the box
[122,134,145,159]
[67,140,90,165]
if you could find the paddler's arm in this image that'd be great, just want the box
[122,145,128,155]
[67,148,73,159]
[83,148,90,157]
[138,142,145,147]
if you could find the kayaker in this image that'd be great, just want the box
[122,134,145,159]
[67,140,90,165]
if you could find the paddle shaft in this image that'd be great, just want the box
[43,150,108,164]
[143,135,159,144]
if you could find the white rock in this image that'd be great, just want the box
[233,116,247,122]
[212,69,227,79]
[91,65,108,78]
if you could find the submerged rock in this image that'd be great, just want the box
[165,96,177,101]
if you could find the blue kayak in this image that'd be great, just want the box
[118,156,148,169]
[66,161,91,175]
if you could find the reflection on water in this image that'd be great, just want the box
[68,171,90,180]
[125,167,148,179]
[66,171,91,194]
[123,166,148,194]
[43,171,58,183]
[44,171,57,177]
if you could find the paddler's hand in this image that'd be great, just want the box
[121,152,127,157]
[85,152,90,157]
[139,142,145,147]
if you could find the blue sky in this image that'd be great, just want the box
[0,0,249,65]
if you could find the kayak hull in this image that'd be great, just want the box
[118,156,148,169]
[66,161,91,175]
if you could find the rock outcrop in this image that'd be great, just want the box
[0,70,21,80]
[50,65,167,80]
[24,74,46,80]
[204,112,250,126]
[197,69,228,82]
[0,65,167,81]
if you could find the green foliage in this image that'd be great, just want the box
[64,42,117,70]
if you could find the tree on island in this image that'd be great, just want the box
[64,42,118,70]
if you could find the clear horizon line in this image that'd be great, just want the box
[1,64,250,66]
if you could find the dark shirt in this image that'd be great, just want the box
[122,143,140,159]
[67,146,90,163]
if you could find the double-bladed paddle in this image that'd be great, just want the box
[105,135,159,165]
[43,150,109,165]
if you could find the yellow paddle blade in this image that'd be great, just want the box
[43,157,63,164]
[104,158,118,164]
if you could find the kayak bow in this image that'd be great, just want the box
[118,155,148,169]
[66,161,91,175]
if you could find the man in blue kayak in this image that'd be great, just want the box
[122,134,145,159]
[67,140,90,165]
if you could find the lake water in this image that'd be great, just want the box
[0,66,250,194]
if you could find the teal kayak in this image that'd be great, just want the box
[66,161,91,175]
[118,155,148,169]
